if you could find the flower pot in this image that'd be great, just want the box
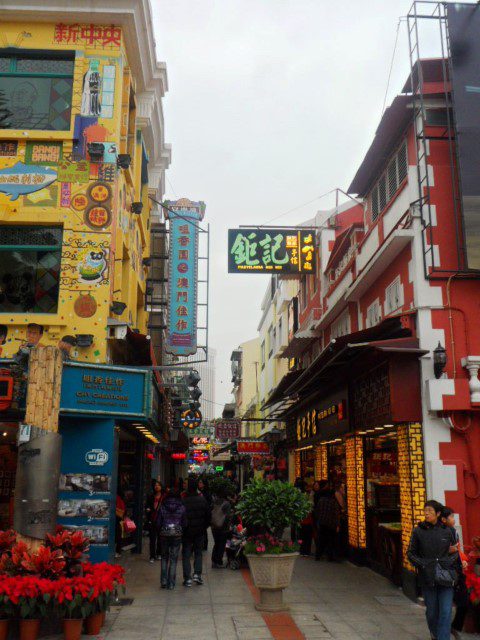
[101,611,106,627]
[63,618,83,640]
[0,619,9,640]
[246,552,298,611]
[86,612,103,635]
[19,619,40,640]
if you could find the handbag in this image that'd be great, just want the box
[434,560,457,587]
[123,517,137,534]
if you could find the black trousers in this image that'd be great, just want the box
[299,524,313,555]
[183,533,204,579]
[149,524,161,559]
[315,524,336,560]
[211,529,228,565]
[452,573,469,632]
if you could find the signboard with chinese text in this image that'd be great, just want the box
[237,441,270,455]
[60,363,152,419]
[165,198,206,356]
[295,390,349,446]
[228,228,316,274]
[215,419,241,440]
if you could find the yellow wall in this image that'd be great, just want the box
[0,21,150,363]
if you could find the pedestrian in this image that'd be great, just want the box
[210,487,232,568]
[299,485,314,556]
[312,481,322,508]
[441,507,469,639]
[334,481,347,557]
[146,480,164,563]
[407,500,459,640]
[198,477,212,550]
[115,490,126,559]
[314,482,340,561]
[182,477,210,587]
[157,485,187,590]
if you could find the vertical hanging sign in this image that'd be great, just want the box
[165,198,206,356]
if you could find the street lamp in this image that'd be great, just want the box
[433,342,447,379]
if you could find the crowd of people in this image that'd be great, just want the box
[145,476,236,590]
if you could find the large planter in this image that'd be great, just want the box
[246,552,298,611]
[19,619,40,640]
[0,620,9,640]
[86,612,103,635]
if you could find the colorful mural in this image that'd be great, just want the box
[0,21,151,363]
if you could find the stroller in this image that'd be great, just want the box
[226,523,247,570]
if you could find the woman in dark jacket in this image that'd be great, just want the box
[157,488,187,589]
[198,477,212,550]
[407,500,458,640]
[146,480,164,563]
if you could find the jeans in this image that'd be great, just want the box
[211,530,228,565]
[160,536,181,587]
[182,533,204,579]
[422,585,454,640]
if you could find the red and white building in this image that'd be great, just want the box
[264,57,480,595]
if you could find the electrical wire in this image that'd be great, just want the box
[381,18,403,116]
[148,195,207,233]
[260,189,337,226]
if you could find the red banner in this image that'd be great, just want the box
[237,441,270,455]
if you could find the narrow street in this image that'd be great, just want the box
[89,553,433,640]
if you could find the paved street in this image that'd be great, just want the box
[85,551,438,640]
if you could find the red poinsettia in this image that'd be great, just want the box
[0,530,16,554]
[20,546,65,579]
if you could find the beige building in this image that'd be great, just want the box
[231,337,261,438]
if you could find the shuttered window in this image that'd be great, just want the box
[369,141,408,223]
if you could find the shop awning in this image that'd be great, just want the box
[282,318,423,401]
[261,369,305,410]
[281,328,319,359]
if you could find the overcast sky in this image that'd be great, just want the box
[151,1,460,415]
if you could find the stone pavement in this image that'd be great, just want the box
[46,549,480,640]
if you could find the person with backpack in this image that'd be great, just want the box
[407,500,458,640]
[182,477,210,586]
[157,486,187,589]
[210,488,232,568]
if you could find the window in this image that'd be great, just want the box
[0,50,74,131]
[385,276,404,315]
[0,226,63,313]
[268,326,274,357]
[331,311,351,339]
[300,275,307,309]
[278,317,283,346]
[366,300,382,328]
[369,142,408,222]
[260,340,265,369]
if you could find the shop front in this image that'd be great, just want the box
[284,336,427,596]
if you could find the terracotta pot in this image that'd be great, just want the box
[101,611,106,626]
[0,619,9,640]
[86,612,103,635]
[19,619,40,640]
[246,552,299,612]
[63,618,83,640]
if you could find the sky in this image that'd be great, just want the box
[150,0,457,415]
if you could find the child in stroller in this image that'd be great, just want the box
[226,522,247,570]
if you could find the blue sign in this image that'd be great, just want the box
[0,161,57,200]
[165,199,205,357]
[60,363,151,418]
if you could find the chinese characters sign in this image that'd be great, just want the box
[54,24,122,48]
[165,199,206,356]
[296,401,345,444]
[228,228,316,274]
[237,441,270,455]
[215,420,241,440]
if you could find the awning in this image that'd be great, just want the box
[261,369,305,410]
[281,328,319,359]
[283,317,418,399]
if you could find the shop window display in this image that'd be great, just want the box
[0,52,74,131]
[0,226,62,313]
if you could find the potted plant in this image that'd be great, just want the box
[208,476,237,499]
[54,577,93,640]
[16,576,52,640]
[237,479,310,611]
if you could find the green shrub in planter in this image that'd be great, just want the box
[237,479,310,538]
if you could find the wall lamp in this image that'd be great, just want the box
[75,334,94,348]
[142,257,151,267]
[110,301,127,315]
[87,142,105,162]
[131,202,143,214]
[117,154,131,170]
[433,342,447,379]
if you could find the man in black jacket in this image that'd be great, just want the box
[407,500,458,640]
[182,477,211,586]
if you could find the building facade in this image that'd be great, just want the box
[265,55,480,596]
[0,0,171,560]
[231,337,260,438]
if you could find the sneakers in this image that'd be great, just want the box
[193,574,203,585]
[161,583,167,589]
[149,558,155,564]
[211,562,225,568]
[183,579,192,587]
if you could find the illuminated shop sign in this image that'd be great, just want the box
[296,401,345,444]
[228,228,315,274]
[165,198,206,356]
[237,441,270,455]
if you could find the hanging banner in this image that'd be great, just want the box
[228,228,315,274]
[165,198,206,356]
[237,441,270,455]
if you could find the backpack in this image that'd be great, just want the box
[211,501,227,530]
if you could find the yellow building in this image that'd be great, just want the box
[0,2,170,364]
[231,337,261,438]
